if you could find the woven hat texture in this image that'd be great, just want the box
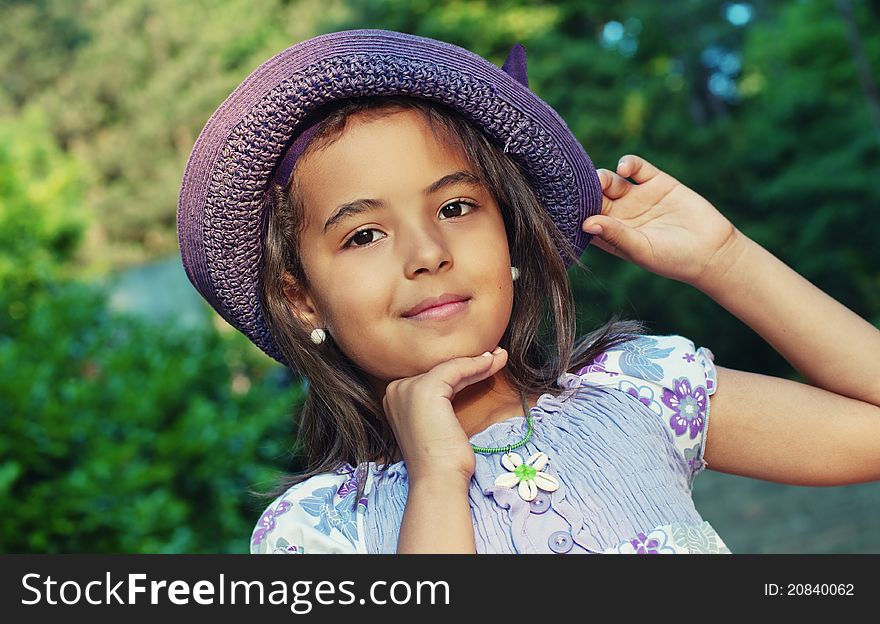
[177,29,601,364]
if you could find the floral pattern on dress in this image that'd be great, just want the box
[609,521,731,554]
[662,376,708,440]
[671,521,730,553]
[251,500,292,548]
[299,485,365,548]
[700,349,717,393]
[272,537,305,554]
[626,529,677,554]
[574,334,717,492]
[337,470,358,499]
[576,351,619,376]
[336,465,369,510]
[250,472,368,555]
[683,443,706,484]
[609,336,676,382]
[616,379,664,418]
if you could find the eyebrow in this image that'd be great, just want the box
[323,170,483,234]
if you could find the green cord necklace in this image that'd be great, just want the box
[472,390,561,503]
[470,391,534,454]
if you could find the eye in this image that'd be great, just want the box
[343,228,386,249]
[341,200,477,250]
[439,200,477,220]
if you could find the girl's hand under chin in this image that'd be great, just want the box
[583,155,745,289]
[382,348,509,485]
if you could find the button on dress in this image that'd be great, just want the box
[250,334,732,554]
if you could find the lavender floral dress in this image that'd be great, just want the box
[251,334,731,554]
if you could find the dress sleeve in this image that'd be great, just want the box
[249,469,367,554]
[573,334,718,489]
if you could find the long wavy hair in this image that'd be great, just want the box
[254,95,646,505]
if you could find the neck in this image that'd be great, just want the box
[450,370,534,438]
[370,368,538,443]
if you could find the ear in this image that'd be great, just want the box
[281,272,324,329]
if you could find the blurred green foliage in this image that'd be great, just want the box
[1,0,878,552]
[0,280,302,553]
[0,111,301,553]
[0,107,87,309]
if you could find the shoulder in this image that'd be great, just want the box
[249,467,367,554]
[573,334,715,392]
[570,333,717,487]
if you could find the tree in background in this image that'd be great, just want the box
[0,109,301,553]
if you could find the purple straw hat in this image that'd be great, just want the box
[177,29,601,364]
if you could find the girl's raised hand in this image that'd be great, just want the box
[382,348,509,485]
[583,155,743,287]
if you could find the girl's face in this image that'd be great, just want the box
[289,108,514,390]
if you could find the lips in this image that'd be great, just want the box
[402,293,470,318]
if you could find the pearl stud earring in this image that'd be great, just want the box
[310,328,326,344]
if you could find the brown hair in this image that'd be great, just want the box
[253,95,646,505]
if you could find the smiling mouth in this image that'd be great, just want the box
[403,299,470,321]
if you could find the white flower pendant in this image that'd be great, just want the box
[493,451,560,501]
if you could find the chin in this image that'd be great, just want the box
[411,343,480,367]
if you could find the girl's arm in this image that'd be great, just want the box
[705,363,880,486]
[585,155,880,485]
[397,475,477,553]
[691,233,880,486]
[692,231,880,407]
[381,348,506,554]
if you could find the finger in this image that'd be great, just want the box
[597,168,613,192]
[597,168,632,202]
[596,170,612,215]
[443,348,508,397]
[584,232,622,258]
[617,154,662,184]
[579,215,642,261]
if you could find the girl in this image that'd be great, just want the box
[177,30,880,554]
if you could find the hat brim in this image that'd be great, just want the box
[178,29,600,364]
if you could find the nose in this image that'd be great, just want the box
[401,220,453,278]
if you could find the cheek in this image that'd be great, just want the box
[323,271,384,325]
[317,268,396,355]
[493,269,515,321]
[470,246,514,321]
[494,248,516,315]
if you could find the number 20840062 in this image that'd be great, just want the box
[764,583,854,597]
